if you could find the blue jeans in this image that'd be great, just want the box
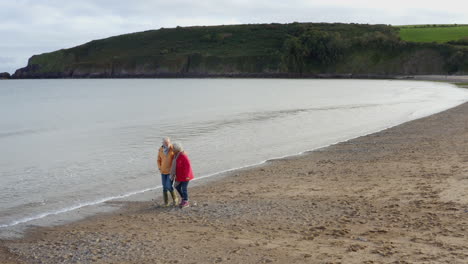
[175,181,189,201]
[161,174,173,192]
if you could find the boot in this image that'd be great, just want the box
[163,191,170,207]
[170,191,179,206]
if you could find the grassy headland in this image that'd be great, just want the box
[398,24,468,43]
[12,23,468,78]
[455,82,468,88]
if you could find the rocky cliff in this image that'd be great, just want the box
[12,23,468,78]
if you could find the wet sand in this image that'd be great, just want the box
[408,75,468,83]
[1,101,468,263]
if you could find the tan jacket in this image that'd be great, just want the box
[157,145,175,174]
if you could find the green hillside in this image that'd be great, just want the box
[398,24,468,43]
[13,23,468,78]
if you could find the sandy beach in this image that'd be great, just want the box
[1,99,468,263]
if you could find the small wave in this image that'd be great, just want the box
[0,186,162,229]
[0,129,38,139]
[152,103,385,141]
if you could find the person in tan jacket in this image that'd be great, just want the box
[157,137,178,206]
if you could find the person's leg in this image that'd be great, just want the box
[161,174,171,206]
[166,176,174,192]
[175,182,182,198]
[180,182,190,208]
[169,189,179,206]
[181,181,189,201]
[161,174,167,192]
[161,174,173,192]
[167,177,178,205]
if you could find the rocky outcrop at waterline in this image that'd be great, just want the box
[0,72,10,79]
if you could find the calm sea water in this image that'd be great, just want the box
[1,79,468,230]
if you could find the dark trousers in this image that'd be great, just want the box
[175,181,189,201]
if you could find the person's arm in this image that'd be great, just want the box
[157,149,162,171]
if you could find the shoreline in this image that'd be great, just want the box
[2,85,468,263]
[2,80,465,233]
[3,74,468,83]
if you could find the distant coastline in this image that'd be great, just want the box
[9,23,468,79]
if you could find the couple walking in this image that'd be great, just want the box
[157,137,194,208]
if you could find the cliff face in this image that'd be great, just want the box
[12,23,468,78]
[13,54,282,78]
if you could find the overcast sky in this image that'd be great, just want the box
[1,0,467,73]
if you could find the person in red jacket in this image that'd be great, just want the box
[170,142,194,208]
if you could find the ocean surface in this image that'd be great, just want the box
[1,79,468,232]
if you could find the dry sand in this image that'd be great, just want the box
[1,101,468,264]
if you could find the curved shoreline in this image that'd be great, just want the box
[1,81,466,230]
[2,80,468,263]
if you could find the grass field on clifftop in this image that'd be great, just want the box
[398,25,468,43]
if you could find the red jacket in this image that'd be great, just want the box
[175,152,194,182]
